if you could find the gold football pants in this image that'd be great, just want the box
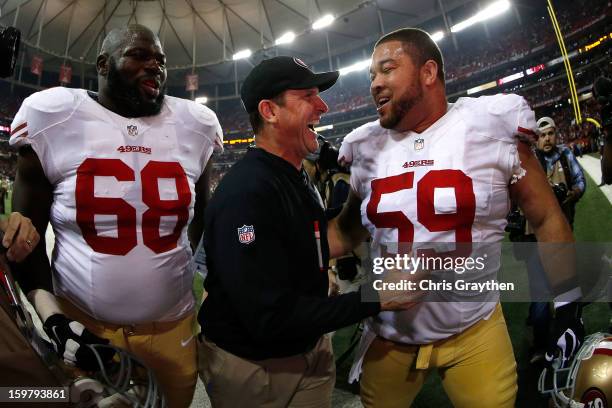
[58,297,197,408]
[360,304,517,408]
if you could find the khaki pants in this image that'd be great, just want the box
[199,335,335,408]
[58,298,197,408]
[360,304,517,408]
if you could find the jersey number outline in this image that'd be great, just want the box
[366,169,476,256]
[75,158,191,255]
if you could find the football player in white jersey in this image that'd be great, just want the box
[9,25,222,408]
[328,28,584,407]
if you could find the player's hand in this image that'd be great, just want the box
[545,302,585,369]
[0,212,40,262]
[43,313,116,371]
[377,270,426,311]
[328,270,339,296]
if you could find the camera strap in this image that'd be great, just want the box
[558,151,572,189]
[536,149,572,187]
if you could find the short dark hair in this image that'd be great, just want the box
[375,28,445,85]
[248,93,286,134]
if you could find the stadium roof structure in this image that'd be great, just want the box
[0,0,476,85]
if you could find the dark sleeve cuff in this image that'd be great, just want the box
[357,282,381,317]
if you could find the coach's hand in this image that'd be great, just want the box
[545,302,584,369]
[43,313,115,371]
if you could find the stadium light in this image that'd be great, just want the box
[450,0,511,33]
[232,49,252,60]
[312,14,334,30]
[339,59,372,76]
[195,96,208,104]
[275,31,296,45]
[314,124,333,132]
[430,31,445,42]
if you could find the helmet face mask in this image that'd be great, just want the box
[539,332,612,408]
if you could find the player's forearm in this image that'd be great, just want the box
[327,218,352,258]
[533,210,577,296]
[11,243,53,294]
[327,217,368,259]
[189,162,212,251]
[188,219,204,252]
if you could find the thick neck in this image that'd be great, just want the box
[394,86,448,134]
[255,130,302,170]
[95,81,119,113]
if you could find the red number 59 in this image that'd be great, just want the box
[75,158,191,255]
[366,169,476,256]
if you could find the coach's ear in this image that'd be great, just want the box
[258,99,280,126]
[96,53,110,77]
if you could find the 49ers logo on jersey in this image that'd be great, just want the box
[403,160,434,168]
[117,145,152,154]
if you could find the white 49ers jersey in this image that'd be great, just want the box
[10,87,223,324]
[340,93,536,344]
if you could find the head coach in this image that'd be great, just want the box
[197,56,404,407]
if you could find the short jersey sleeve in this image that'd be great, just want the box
[9,88,79,182]
[186,100,224,152]
[339,121,378,198]
[183,99,224,173]
[9,87,78,146]
[481,94,538,144]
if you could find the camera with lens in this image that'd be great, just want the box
[308,135,345,174]
[317,138,341,173]
[0,25,21,78]
[551,182,568,204]
[505,208,526,242]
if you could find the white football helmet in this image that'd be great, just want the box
[539,332,612,408]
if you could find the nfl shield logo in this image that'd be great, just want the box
[414,138,424,150]
[127,125,138,137]
[237,225,255,244]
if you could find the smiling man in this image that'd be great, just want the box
[9,24,222,407]
[328,28,585,407]
[197,56,410,407]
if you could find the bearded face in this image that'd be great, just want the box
[370,41,426,132]
[377,75,424,130]
[107,56,166,117]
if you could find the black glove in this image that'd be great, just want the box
[43,313,115,371]
[545,302,585,369]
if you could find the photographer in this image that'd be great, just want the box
[522,116,586,362]
[534,117,585,228]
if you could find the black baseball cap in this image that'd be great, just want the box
[240,56,339,114]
